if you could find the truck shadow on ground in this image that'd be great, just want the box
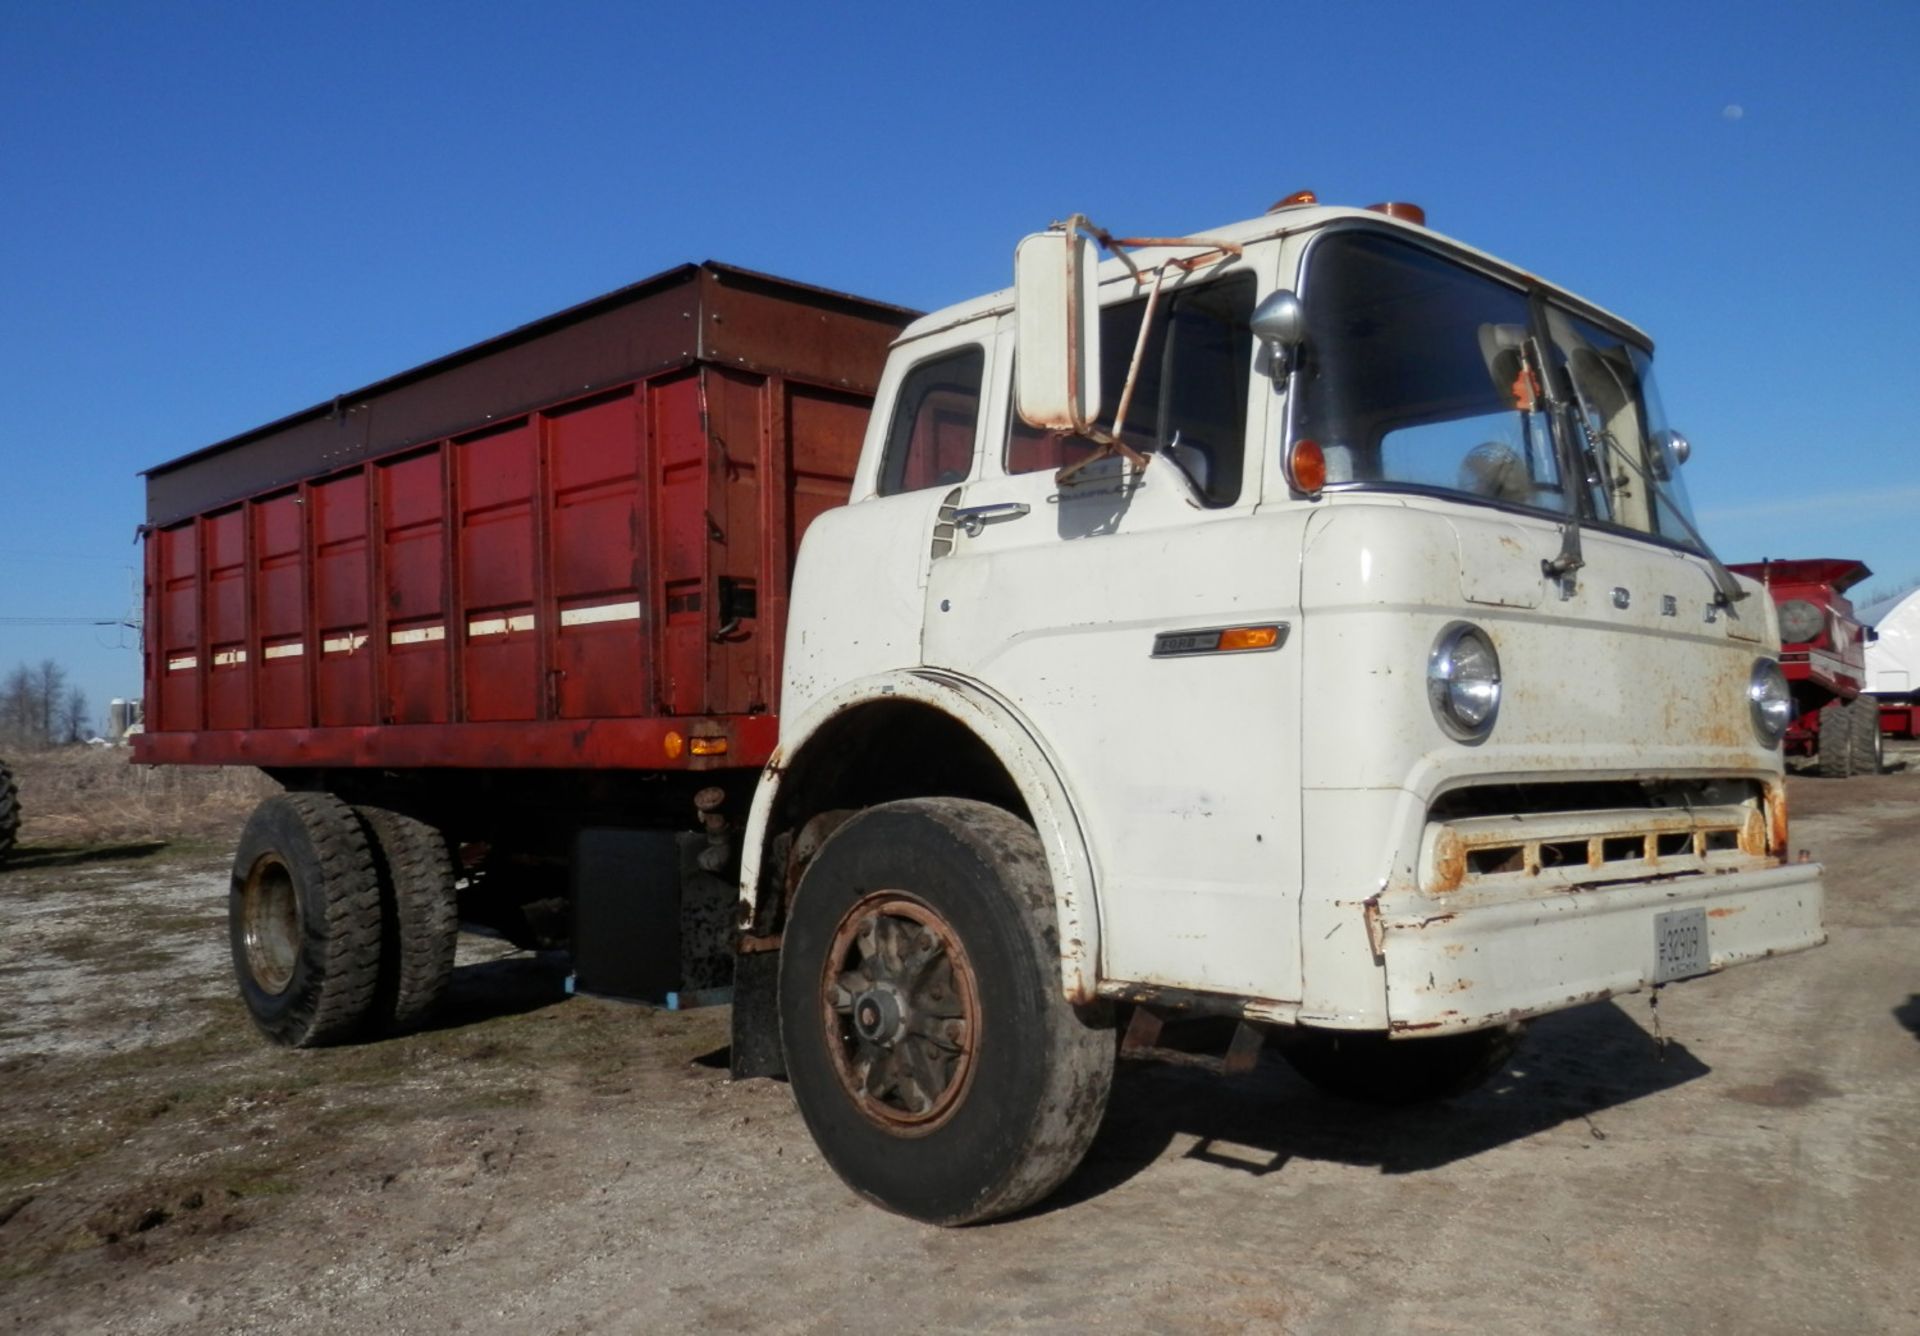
[1,841,171,871]
[413,950,574,1033]
[1895,995,1920,1043]
[1039,999,1707,1214]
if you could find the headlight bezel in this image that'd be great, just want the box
[1748,658,1791,748]
[1427,621,1502,745]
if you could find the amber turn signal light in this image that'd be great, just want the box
[1218,626,1281,652]
[1289,438,1327,495]
[690,737,729,757]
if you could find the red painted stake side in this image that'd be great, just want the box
[135,264,916,774]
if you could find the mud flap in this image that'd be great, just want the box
[730,948,785,1079]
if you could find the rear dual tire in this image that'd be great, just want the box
[231,793,383,1047]
[230,794,457,1046]
[357,805,460,1032]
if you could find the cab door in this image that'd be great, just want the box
[921,271,1305,1004]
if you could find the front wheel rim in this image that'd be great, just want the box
[240,855,300,994]
[820,892,981,1135]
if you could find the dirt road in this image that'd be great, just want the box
[3,769,1916,1334]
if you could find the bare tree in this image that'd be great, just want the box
[32,659,65,743]
[0,665,32,746]
[0,660,88,749]
[60,685,91,744]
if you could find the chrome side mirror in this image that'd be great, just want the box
[1652,429,1692,479]
[1251,290,1306,380]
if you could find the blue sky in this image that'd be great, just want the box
[3,1,1917,726]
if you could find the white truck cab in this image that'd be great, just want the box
[739,200,1825,1225]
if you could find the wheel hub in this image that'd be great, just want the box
[821,892,981,1134]
[240,854,300,995]
[852,983,907,1045]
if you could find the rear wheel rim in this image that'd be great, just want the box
[241,855,300,994]
[820,892,981,1135]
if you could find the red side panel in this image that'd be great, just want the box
[456,422,541,722]
[252,492,308,729]
[137,262,912,773]
[707,367,769,714]
[313,471,372,727]
[379,449,450,725]
[548,390,648,719]
[651,374,709,716]
[156,521,200,731]
[786,383,866,558]
[204,509,248,730]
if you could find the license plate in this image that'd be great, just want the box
[1653,907,1710,983]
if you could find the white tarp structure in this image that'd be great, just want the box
[1862,587,1920,698]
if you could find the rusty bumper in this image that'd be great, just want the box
[1377,860,1827,1035]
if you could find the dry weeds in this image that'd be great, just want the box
[1,748,276,852]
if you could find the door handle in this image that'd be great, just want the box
[952,502,1031,537]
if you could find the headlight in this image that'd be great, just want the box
[1776,599,1823,644]
[1428,622,1501,743]
[1749,658,1791,747]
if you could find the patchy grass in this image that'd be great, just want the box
[2,748,275,857]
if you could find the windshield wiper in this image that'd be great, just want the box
[1552,347,1748,608]
[1521,335,1585,591]
[1536,332,1751,606]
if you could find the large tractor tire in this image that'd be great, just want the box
[778,798,1114,1226]
[356,805,459,1033]
[1282,1023,1525,1106]
[1848,694,1885,776]
[1815,701,1853,778]
[229,793,383,1047]
[0,761,18,863]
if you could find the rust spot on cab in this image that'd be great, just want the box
[1767,780,1790,860]
[1707,906,1744,919]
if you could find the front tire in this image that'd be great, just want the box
[229,793,382,1047]
[1282,1024,1524,1106]
[778,798,1113,1225]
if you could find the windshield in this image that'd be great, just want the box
[1293,228,1703,550]
[1543,308,1701,549]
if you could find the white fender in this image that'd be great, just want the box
[739,668,1101,1004]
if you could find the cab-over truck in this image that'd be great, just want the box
[137,197,1825,1224]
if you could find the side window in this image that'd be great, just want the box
[1007,273,1255,506]
[877,347,985,496]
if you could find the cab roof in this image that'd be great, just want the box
[895,204,1652,349]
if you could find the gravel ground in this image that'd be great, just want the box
[2,764,1916,1334]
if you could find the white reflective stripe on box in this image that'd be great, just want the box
[166,655,198,672]
[262,642,305,660]
[388,625,446,647]
[467,613,537,638]
[322,634,369,655]
[559,600,641,628]
[212,649,247,667]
